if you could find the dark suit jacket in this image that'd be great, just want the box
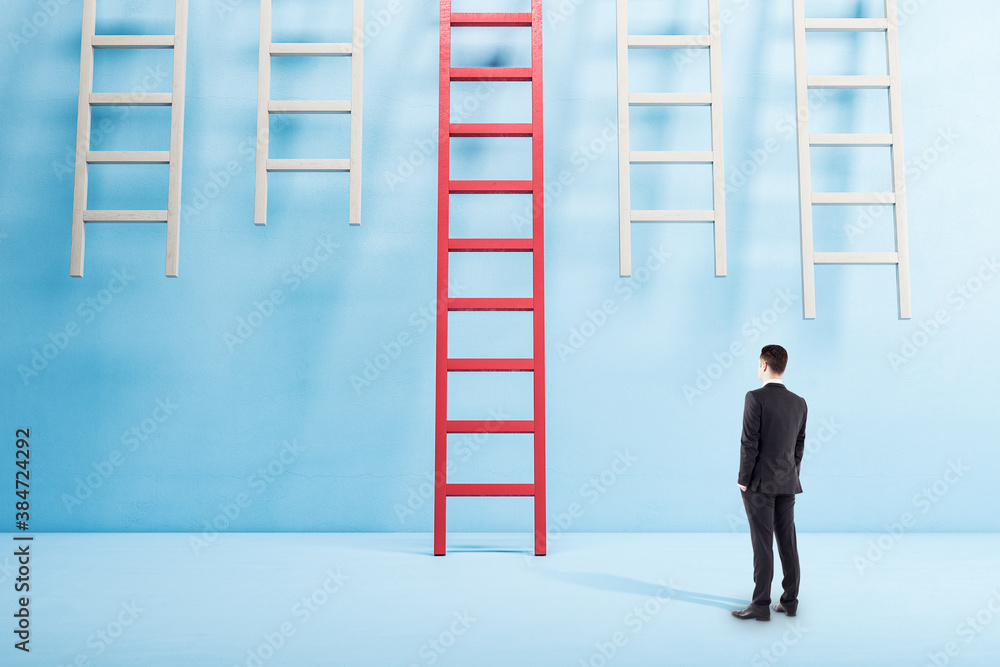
[738,382,807,494]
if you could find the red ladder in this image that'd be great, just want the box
[434,1,546,556]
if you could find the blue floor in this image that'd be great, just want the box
[15,533,1000,665]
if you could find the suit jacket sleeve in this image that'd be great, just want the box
[794,401,807,469]
[738,391,761,486]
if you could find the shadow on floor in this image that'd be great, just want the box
[542,570,750,610]
[444,544,533,553]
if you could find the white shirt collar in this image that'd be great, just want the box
[763,378,784,386]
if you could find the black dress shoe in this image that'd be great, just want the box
[773,602,796,617]
[731,605,770,621]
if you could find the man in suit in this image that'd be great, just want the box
[732,344,807,622]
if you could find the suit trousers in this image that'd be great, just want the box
[741,488,800,612]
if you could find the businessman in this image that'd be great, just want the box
[732,344,807,622]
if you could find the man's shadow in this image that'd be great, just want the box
[541,570,749,611]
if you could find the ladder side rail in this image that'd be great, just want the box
[708,0,726,276]
[70,0,99,277]
[348,0,364,225]
[433,0,453,557]
[615,0,632,276]
[165,0,188,276]
[884,0,911,319]
[792,0,817,318]
[254,0,273,225]
[530,0,546,557]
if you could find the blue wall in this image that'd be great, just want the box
[1,0,998,535]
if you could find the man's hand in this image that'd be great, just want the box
[738,484,747,492]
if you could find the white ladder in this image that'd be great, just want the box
[70,0,188,277]
[616,0,726,277]
[255,0,365,226]
[792,0,911,319]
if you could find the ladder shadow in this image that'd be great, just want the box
[541,570,749,611]
[445,545,533,554]
[365,541,539,556]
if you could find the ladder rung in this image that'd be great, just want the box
[810,133,894,147]
[446,483,535,496]
[813,252,899,264]
[813,192,896,205]
[92,35,175,49]
[446,420,535,434]
[268,100,351,114]
[90,93,172,106]
[629,92,713,106]
[271,42,352,56]
[804,18,889,32]
[83,210,168,222]
[266,159,350,172]
[451,67,532,82]
[447,358,534,372]
[631,210,716,222]
[630,150,713,164]
[449,238,533,252]
[627,35,711,49]
[450,12,532,27]
[449,180,533,194]
[450,123,533,137]
[807,75,891,89]
[448,298,533,311]
[87,151,170,164]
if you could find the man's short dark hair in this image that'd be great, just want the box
[760,344,788,375]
